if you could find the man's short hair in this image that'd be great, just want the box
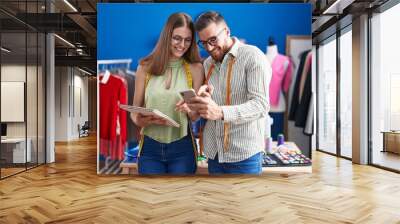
[195,11,226,32]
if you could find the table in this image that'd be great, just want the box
[120,142,312,175]
[1,138,32,163]
[381,131,400,154]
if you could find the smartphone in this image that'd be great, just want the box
[179,89,197,102]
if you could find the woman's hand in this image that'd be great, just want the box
[175,99,200,121]
[131,113,168,127]
[175,99,191,114]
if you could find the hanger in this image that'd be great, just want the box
[101,69,111,84]
[125,69,136,76]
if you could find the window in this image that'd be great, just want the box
[317,36,337,155]
[370,3,400,171]
[0,1,46,179]
[339,28,352,158]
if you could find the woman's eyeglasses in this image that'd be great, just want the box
[171,35,192,46]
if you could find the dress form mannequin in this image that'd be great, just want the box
[266,37,292,140]
[266,44,278,63]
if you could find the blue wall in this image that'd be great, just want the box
[98,3,311,70]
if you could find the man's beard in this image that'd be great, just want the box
[210,46,227,62]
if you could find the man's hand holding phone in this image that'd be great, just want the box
[197,84,213,98]
[186,84,223,120]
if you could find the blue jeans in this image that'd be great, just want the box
[138,135,196,175]
[208,152,262,175]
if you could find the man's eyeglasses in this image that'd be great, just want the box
[197,28,225,49]
[171,35,192,46]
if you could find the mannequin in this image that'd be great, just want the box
[266,37,293,140]
[266,37,279,63]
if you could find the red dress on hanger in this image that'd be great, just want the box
[99,74,127,160]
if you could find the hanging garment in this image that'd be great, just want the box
[269,54,293,107]
[294,58,312,128]
[99,74,128,160]
[298,52,312,101]
[122,72,140,143]
[289,50,311,120]
[304,92,314,135]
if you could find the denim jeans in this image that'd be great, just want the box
[138,135,196,175]
[207,152,262,175]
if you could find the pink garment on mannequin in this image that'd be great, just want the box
[269,54,292,106]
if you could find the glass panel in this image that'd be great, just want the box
[371,4,400,171]
[26,0,39,170]
[0,1,28,32]
[1,30,28,177]
[0,1,46,178]
[339,29,352,158]
[38,32,45,165]
[27,31,38,169]
[74,85,82,137]
[318,37,337,154]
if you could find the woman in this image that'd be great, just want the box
[131,13,204,175]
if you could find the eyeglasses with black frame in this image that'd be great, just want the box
[171,35,192,46]
[197,28,225,49]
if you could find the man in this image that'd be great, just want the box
[188,11,271,174]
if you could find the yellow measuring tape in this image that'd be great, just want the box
[200,57,236,153]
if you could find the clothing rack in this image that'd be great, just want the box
[97,59,132,73]
[97,59,132,172]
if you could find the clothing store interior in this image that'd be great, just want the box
[97,3,312,174]
[0,0,400,223]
